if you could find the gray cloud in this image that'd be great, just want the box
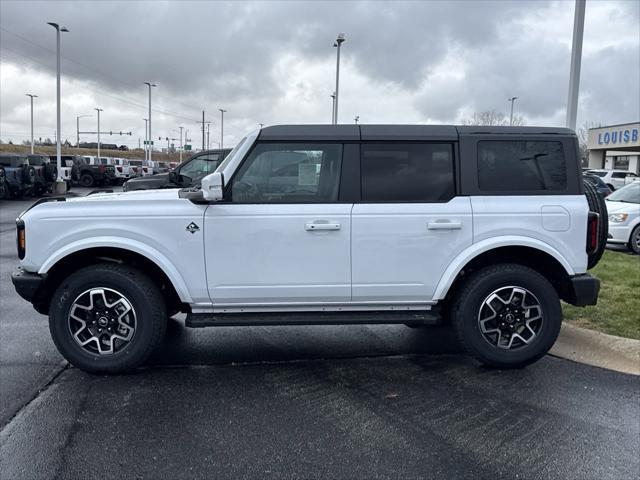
[0,0,638,147]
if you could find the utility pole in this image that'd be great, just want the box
[179,126,184,162]
[201,110,206,150]
[333,33,345,124]
[47,21,68,194]
[26,94,38,154]
[259,123,265,129]
[206,123,211,150]
[219,108,227,149]
[566,0,585,130]
[143,118,149,161]
[508,97,518,126]
[94,108,103,160]
[76,114,91,148]
[354,115,359,124]
[144,82,156,161]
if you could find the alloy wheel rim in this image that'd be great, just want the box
[477,286,543,350]
[68,287,137,356]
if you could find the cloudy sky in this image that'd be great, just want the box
[1,0,638,150]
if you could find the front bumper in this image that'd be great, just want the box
[564,274,600,307]
[11,268,44,304]
[607,224,633,244]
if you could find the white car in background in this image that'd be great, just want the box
[606,182,640,254]
[109,157,132,184]
[587,169,639,191]
[128,159,153,177]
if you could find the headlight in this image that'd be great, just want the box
[608,213,628,223]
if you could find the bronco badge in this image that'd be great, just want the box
[186,222,200,234]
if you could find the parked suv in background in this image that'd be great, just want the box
[587,169,639,191]
[27,154,57,196]
[77,156,117,187]
[122,149,231,191]
[606,182,640,254]
[1,154,35,198]
[12,125,604,373]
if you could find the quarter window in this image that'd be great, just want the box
[478,141,567,191]
[361,143,455,202]
[231,143,343,203]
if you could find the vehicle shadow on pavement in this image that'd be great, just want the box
[147,319,463,367]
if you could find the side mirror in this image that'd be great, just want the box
[201,171,224,201]
[169,170,179,185]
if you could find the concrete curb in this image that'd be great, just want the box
[551,323,640,375]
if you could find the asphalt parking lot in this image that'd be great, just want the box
[1,190,639,480]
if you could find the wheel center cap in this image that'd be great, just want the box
[505,313,515,323]
[97,316,109,327]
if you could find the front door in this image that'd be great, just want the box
[351,142,473,302]
[204,142,351,306]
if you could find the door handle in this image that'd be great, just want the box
[427,220,462,230]
[305,222,341,231]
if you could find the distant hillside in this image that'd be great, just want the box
[0,143,186,163]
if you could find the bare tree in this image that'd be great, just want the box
[461,110,525,126]
[576,121,602,166]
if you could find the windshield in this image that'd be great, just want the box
[589,171,607,177]
[607,182,640,204]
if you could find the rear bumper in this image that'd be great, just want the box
[11,268,44,304]
[564,273,600,307]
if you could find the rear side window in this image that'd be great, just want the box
[361,143,455,202]
[478,141,566,191]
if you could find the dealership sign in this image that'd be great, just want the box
[588,122,640,150]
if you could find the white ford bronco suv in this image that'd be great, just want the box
[12,125,605,373]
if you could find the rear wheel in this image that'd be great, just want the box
[79,173,94,187]
[49,264,167,373]
[451,263,562,369]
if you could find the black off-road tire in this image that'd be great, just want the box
[79,173,94,187]
[49,264,167,374]
[583,179,608,269]
[451,263,562,369]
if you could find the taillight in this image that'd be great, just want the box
[16,219,25,260]
[117,166,123,172]
[586,212,599,254]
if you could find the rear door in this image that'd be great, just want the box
[351,142,472,302]
[204,142,353,305]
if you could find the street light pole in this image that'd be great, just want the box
[26,94,38,154]
[219,109,227,149]
[47,22,68,193]
[143,118,149,161]
[144,82,156,161]
[94,108,103,160]
[354,115,359,125]
[508,97,518,126]
[333,33,345,124]
[566,0,586,130]
[179,126,184,162]
[206,123,211,150]
[330,92,336,124]
[76,114,91,148]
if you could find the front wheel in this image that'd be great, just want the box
[79,174,94,187]
[629,225,640,255]
[49,264,167,373]
[451,263,562,369]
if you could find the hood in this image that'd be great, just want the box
[65,188,181,203]
[605,200,640,214]
[126,172,170,184]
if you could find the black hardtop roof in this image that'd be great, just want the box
[258,124,575,141]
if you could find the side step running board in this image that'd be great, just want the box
[185,310,441,328]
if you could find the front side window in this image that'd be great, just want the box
[179,158,214,183]
[361,143,455,202]
[231,143,342,203]
[478,141,567,191]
